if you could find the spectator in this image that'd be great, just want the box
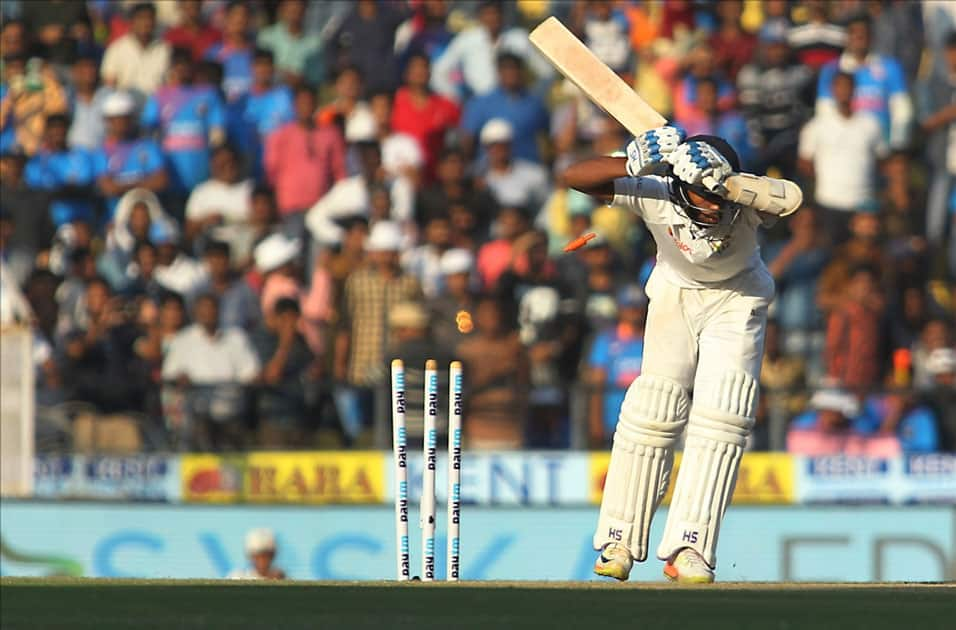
[55,276,146,412]
[456,295,528,449]
[709,0,757,82]
[325,0,404,94]
[1,152,55,276]
[229,529,286,580]
[336,220,421,389]
[586,284,647,447]
[185,144,253,253]
[462,53,550,164]
[100,3,170,96]
[390,52,460,179]
[0,54,69,155]
[312,215,367,321]
[817,14,913,150]
[397,0,453,66]
[67,53,110,151]
[229,48,294,178]
[817,212,887,313]
[431,0,551,100]
[94,91,168,217]
[765,207,830,363]
[799,72,886,240]
[264,86,347,237]
[917,32,956,261]
[204,1,254,103]
[257,0,324,88]
[787,389,901,456]
[912,319,954,391]
[253,296,318,447]
[151,219,209,300]
[121,240,163,300]
[824,264,886,391]
[305,133,412,248]
[162,293,259,450]
[477,204,532,291]
[416,147,497,235]
[682,77,753,169]
[428,248,477,351]
[164,0,221,61]
[738,22,814,178]
[401,212,453,300]
[99,188,177,292]
[477,119,549,211]
[499,229,578,447]
[758,320,807,450]
[577,0,632,75]
[204,240,259,331]
[860,391,940,453]
[786,0,846,72]
[670,43,736,137]
[315,65,369,133]
[142,47,227,196]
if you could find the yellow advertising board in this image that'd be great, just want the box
[589,452,795,505]
[181,451,385,504]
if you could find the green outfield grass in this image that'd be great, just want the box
[1,579,954,630]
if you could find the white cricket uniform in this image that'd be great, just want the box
[594,175,774,569]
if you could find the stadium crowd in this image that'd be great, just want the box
[0,0,953,454]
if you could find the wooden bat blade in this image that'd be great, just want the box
[529,17,665,136]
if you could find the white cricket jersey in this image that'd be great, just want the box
[613,176,771,288]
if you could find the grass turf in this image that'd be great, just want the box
[1,579,954,630]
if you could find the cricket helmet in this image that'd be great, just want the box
[671,135,743,231]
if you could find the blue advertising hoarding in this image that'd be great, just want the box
[1,502,951,582]
[32,455,181,502]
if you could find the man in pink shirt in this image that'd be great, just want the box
[264,86,347,237]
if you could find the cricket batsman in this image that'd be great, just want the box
[563,128,801,583]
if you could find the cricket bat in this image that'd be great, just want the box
[530,17,802,216]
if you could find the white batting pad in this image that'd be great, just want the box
[594,374,689,561]
[658,370,758,567]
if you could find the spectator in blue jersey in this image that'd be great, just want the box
[461,53,550,164]
[257,0,324,88]
[586,284,647,447]
[94,92,168,218]
[229,49,294,179]
[25,114,99,227]
[204,1,254,104]
[683,77,754,170]
[816,13,913,150]
[398,0,453,68]
[859,391,941,453]
[141,47,226,194]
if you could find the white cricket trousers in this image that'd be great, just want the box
[594,266,773,568]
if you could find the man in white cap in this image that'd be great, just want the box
[335,221,421,435]
[229,528,286,579]
[428,248,477,350]
[95,91,168,217]
[478,118,549,210]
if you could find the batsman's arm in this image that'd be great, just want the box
[722,173,804,217]
[561,156,627,203]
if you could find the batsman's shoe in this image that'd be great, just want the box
[663,548,715,584]
[593,543,633,581]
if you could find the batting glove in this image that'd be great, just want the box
[625,126,685,177]
[664,141,734,194]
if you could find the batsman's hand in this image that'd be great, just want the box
[625,126,685,177]
[664,140,733,194]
